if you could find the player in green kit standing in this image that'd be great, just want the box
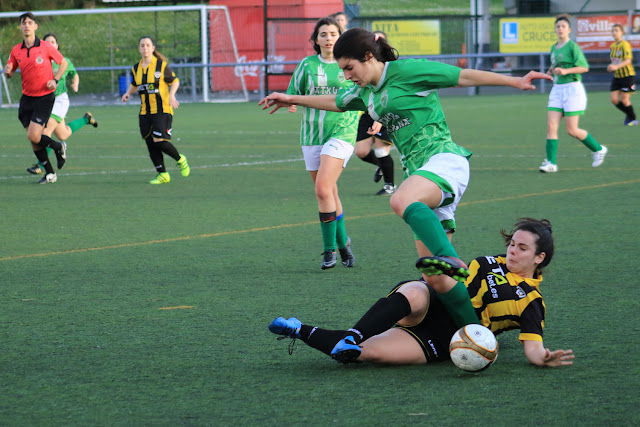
[539,14,607,173]
[285,17,359,270]
[261,28,551,328]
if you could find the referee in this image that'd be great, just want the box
[4,12,69,184]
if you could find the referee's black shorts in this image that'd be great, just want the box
[18,92,55,128]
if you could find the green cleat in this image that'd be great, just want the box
[177,154,190,177]
[416,256,470,282]
[150,172,170,184]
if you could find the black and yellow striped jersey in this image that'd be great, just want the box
[610,40,636,78]
[131,56,178,115]
[465,255,545,343]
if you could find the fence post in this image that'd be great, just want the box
[539,53,546,93]
[191,66,197,101]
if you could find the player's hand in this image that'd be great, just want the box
[607,64,616,73]
[367,121,382,135]
[543,348,574,367]
[288,105,297,113]
[71,82,79,92]
[259,92,293,114]
[518,71,553,91]
[170,94,180,109]
[122,93,130,103]
[46,79,57,90]
[4,62,14,77]
[552,68,566,76]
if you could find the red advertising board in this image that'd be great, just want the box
[209,0,343,91]
[576,15,640,51]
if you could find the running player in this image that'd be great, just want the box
[121,36,190,184]
[539,14,607,173]
[607,23,637,126]
[4,12,68,184]
[269,218,574,368]
[26,33,99,176]
[260,28,550,327]
[284,17,359,270]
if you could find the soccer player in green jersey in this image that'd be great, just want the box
[283,17,359,270]
[269,218,574,368]
[607,23,637,126]
[261,28,550,327]
[539,14,607,173]
[26,33,98,176]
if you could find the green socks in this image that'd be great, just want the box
[319,211,337,252]
[67,116,88,134]
[545,139,558,164]
[581,133,602,152]
[403,202,458,258]
[438,282,480,327]
[335,212,348,248]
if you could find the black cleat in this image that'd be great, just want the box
[338,237,355,267]
[373,166,383,183]
[321,251,337,270]
[27,163,44,175]
[84,112,98,128]
[55,141,67,169]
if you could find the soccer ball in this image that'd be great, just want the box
[449,324,499,372]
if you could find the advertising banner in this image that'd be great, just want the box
[371,20,441,55]
[499,17,556,53]
[575,15,640,51]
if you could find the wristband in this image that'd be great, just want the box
[53,78,59,84]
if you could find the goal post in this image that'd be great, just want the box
[0,5,249,104]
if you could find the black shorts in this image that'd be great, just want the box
[139,113,173,140]
[18,92,55,129]
[610,76,636,93]
[387,281,459,362]
[357,112,391,143]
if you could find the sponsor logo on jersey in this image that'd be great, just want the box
[316,65,327,87]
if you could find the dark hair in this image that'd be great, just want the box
[331,11,346,19]
[501,218,554,274]
[612,23,625,34]
[555,14,571,27]
[138,36,168,63]
[334,28,399,63]
[43,33,58,49]
[309,17,342,55]
[373,30,387,40]
[19,12,37,23]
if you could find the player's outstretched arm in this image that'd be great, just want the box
[523,339,574,367]
[259,93,341,114]
[458,69,552,91]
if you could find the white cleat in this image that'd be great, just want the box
[592,146,607,168]
[538,159,558,173]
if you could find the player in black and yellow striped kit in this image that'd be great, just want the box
[608,24,637,126]
[122,36,190,184]
[269,218,574,368]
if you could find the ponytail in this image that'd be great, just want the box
[334,28,398,63]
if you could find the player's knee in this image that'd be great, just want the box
[354,145,369,158]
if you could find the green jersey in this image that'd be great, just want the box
[336,58,471,175]
[550,40,588,85]
[51,56,76,97]
[287,55,358,146]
